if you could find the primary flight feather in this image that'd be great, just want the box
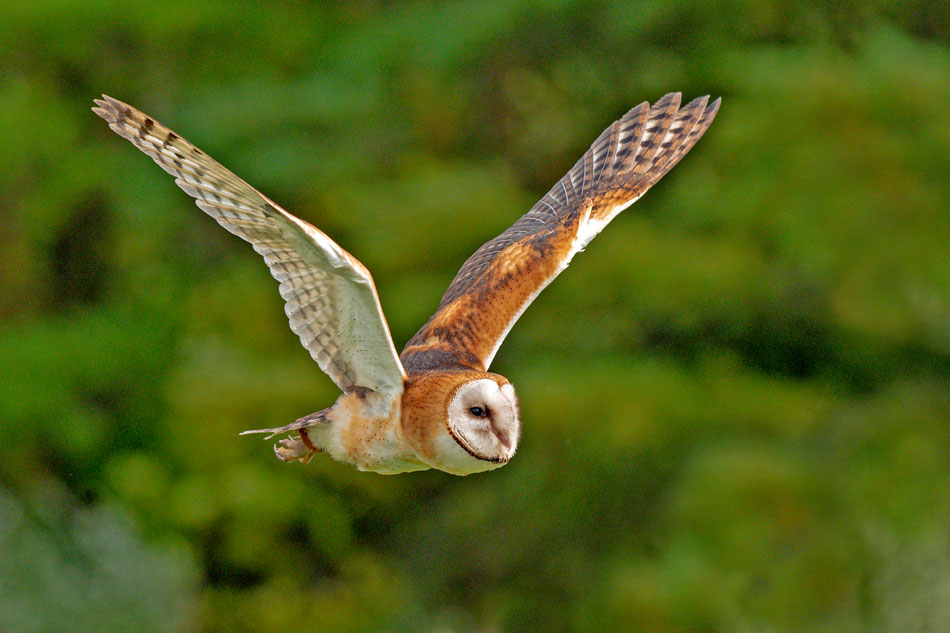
[94,92,719,475]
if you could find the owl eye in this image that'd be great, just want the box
[469,406,487,417]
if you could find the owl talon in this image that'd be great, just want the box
[274,435,317,464]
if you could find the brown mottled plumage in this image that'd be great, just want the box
[93,91,719,475]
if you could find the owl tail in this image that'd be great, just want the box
[240,407,330,440]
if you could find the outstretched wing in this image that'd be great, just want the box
[401,93,720,372]
[94,95,406,396]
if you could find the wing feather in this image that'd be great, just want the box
[93,95,406,395]
[401,93,720,372]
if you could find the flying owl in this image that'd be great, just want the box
[93,92,719,475]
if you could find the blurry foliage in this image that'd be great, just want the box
[0,480,197,633]
[1,0,949,631]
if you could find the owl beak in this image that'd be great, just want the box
[490,419,512,450]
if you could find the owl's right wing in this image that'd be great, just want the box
[402,93,719,373]
[93,95,406,397]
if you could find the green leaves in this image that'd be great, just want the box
[1,1,948,631]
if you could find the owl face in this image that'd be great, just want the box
[398,371,521,475]
[446,378,520,464]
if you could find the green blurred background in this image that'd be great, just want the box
[1,1,949,631]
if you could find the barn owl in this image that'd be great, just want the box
[94,92,719,475]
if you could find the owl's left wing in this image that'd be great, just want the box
[93,95,406,397]
[402,93,720,372]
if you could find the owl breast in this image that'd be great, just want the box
[315,390,428,474]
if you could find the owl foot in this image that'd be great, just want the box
[274,429,319,464]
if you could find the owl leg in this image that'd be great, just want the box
[274,428,319,464]
[243,408,330,464]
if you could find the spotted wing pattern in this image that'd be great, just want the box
[402,93,720,372]
[93,95,406,396]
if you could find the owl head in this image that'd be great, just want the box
[401,371,521,475]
